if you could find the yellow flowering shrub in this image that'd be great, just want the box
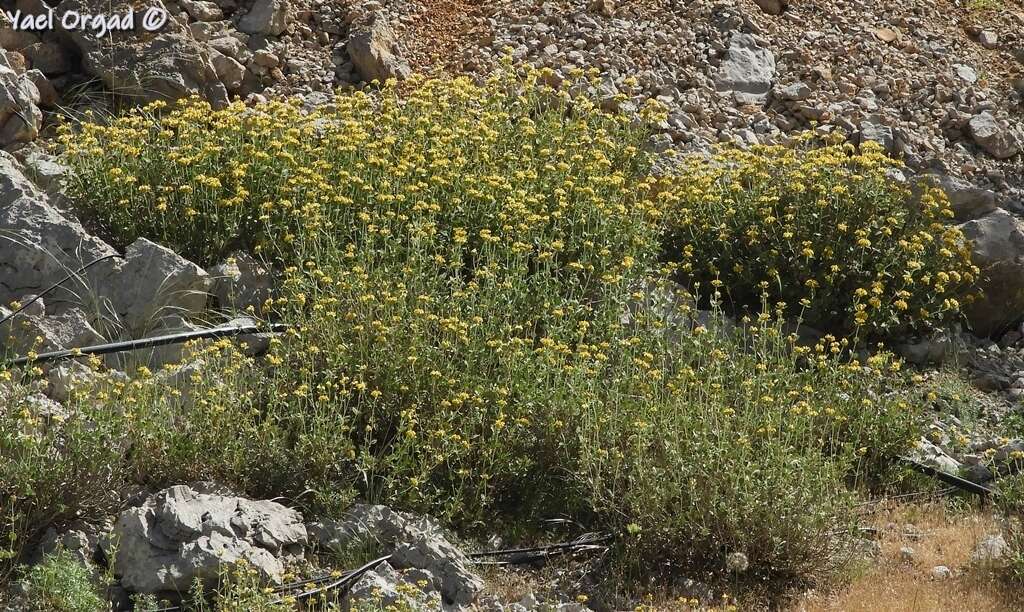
[42,69,925,593]
[663,138,979,337]
[0,373,127,581]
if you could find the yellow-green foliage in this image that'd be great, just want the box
[17,550,106,612]
[663,138,978,337]
[996,473,1024,581]
[39,69,927,589]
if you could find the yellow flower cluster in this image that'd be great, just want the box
[663,139,979,337]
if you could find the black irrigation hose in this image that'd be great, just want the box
[141,535,613,612]
[5,322,291,367]
[286,554,392,604]
[468,532,613,566]
[900,456,995,499]
[0,253,123,328]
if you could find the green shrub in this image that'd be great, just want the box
[18,549,106,612]
[996,473,1024,581]
[662,138,978,338]
[0,369,126,580]
[53,69,924,591]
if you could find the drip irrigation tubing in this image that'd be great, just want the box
[142,534,612,611]
[900,456,995,499]
[4,322,292,367]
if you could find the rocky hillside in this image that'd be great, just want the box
[2,0,1024,610]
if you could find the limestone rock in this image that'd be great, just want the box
[347,15,411,83]
[969,112,1022,159]
[99,238,212,335]
[959,209,1024,335]
[344,562,442,611]
[239,0,290,36]
[971,534,1008,564]
[180,0,224,22]
[0,62,42,145]
[308,505,483,606]
[104,484,307,595]
[57,0,229,108]
[0,151,117,310]
[211,50,245,92]
[931,565,952,580]
[714,33,775,105]
[936,175,998,222]
[208,251,274,312]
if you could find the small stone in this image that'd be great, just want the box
[872,28,901,44]
[211,51,245,91]
[253,49,280,68]
[714,32,776,105]
[899,546,916,562]
[972,534,1008,564]
[239,0,289,36]
[752,0,788,15]
[777,81,811,101]
[931,565,952,580]
[588,0,615,17]
[978,30,998,49]
[180,0,224,22]
[859,120,894,153]
[968,112,1022,159]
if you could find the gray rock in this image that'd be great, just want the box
[239,0,290,36]
[0,151,117,310]
[211,50,245,92]
[348,14,411,83]
[715,33,776,105]
[899,546,915,562]
[860,120,894,153]
[931,565,952,580]
[0,62,42,145]
[209,36,251,63]
[21,149,67,192]
[958,464,991,485]
[752,0,788,15]
[104,484,307,594]
[896,335,951,365]
[0,305,103,356]
[208,252,274,313]
[969,112,1022,159]
[936,175,998,222]
[978,30,998,49]
[971,534,1008,564]
[33,520,109,565]
[776,81,811,101]
[910,438,961,474]
[180,0,224,22]
[98,238,211,335]
[57,0,229,108]
[959,209,1024,336]
[308,505,483,606]
[344,562,441,611]
[47,361,116,403]
[954,64,978,84]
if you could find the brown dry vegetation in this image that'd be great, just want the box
[796,502,1022,612]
